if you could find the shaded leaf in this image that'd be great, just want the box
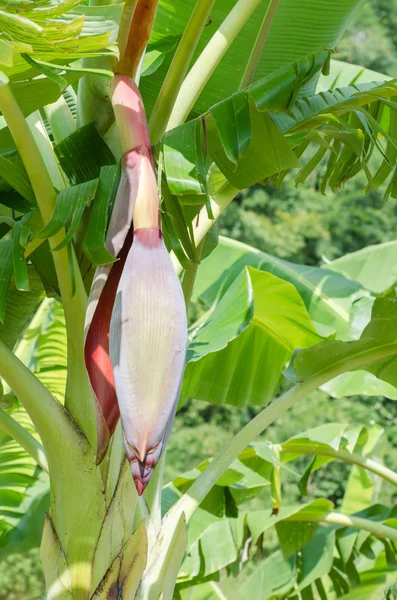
[54,123,115,184]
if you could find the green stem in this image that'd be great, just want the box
[0,75,96,449]
[0,407,48,472]
[0,339,74,462]
[287,511,397,542]
[144,452,166,533]
[116,0,139,73]
[278,443,397,488]
[116,0,160,79]
[172,183,239,276]
[167,0,261,130]
[182,239,205,309]
[174,342,397,522]
[239,0,280,89]
[134,495,157,552]
[149,0,217,143]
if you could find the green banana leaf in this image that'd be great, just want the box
[143,0,364,115]
[291,296,397,392]
[193,236,364,340]
[183,266,322,408]
[327,240,397,294]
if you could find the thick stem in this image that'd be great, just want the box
[288,511,397,542]
[149,0,217,144]
[0,407,48,472]
[172,183,239,275]
[239,0,280,90]
[174,342,397,522]
[278,443,397,488]
[182,239,205,309]
[116,0,139,72]
[116,0,160,79]
[167,0,262,130]
[0,75,96,449]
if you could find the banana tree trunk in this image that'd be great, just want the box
[39,427,150,600]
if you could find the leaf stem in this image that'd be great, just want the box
[175,342,397,522]
[288,511,397,542]
[278,443,397,488]
[239,0,280,90]
[0,339,73,463]
[149,0,217,143]
[0,407,48,472]
[0,75,96,448]
[181,239,205,309]
[167,0,261,130]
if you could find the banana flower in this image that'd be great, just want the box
[84,75,188,495]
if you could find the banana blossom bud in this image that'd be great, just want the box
[84,75,188,495]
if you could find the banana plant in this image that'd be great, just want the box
[0,0,397,598]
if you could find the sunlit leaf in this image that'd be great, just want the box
[183,267,322,408]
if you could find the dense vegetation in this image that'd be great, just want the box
[168,0,397,494]
[0,0,397,598]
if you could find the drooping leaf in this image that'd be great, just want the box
[0,151,35,204]
[163,118,207,196]
[83,164,120,266]
[245,499,334,545]
[291,297,397,392]
[183,267,322,408]
[0,267,44,348]
[193,236,365,341]
[54,123,115,184]
[206,100,299,189]
[341,427,385,516]
[37,179,98,248]
[161,51,329,193]
[327,241,397,294]
[317,59,392,93]
[6,73,82,118]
